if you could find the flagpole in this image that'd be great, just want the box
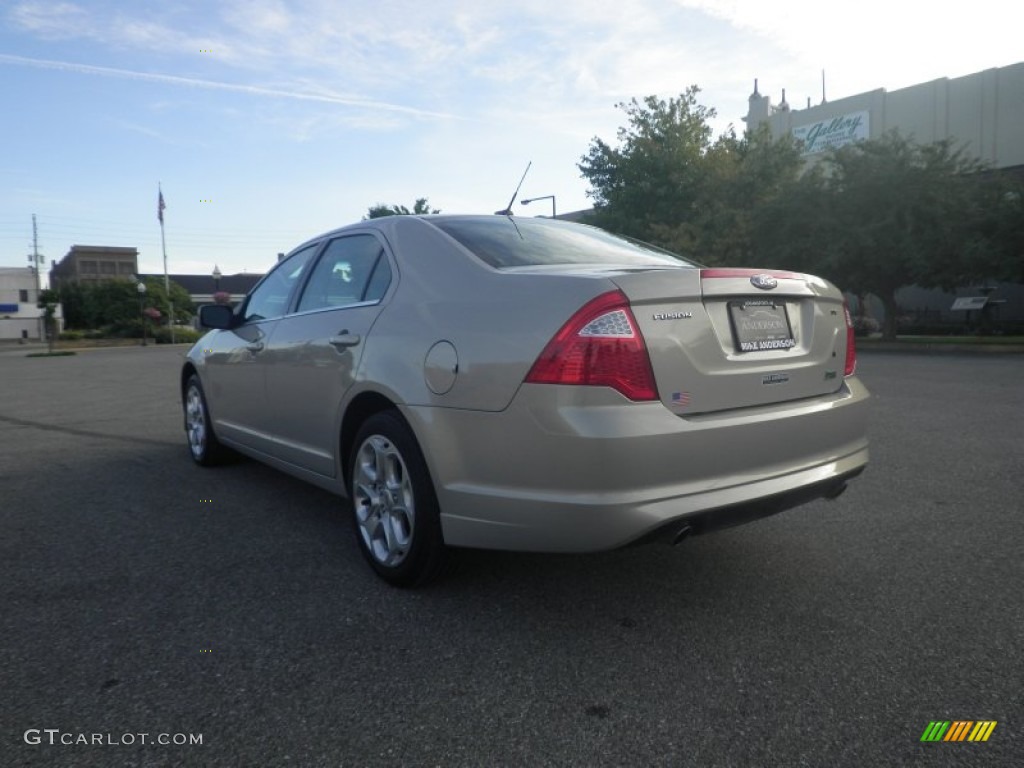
[158,182,175,343]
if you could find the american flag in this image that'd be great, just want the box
[158,189,166,224]
[671,391,691,406]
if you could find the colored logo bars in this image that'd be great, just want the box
[920,721,997,742]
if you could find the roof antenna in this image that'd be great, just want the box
[821,69,827,104]
[494,161,531,216]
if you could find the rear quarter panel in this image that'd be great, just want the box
[359,217,613,412]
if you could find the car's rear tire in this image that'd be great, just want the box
[184,374,228,466]
[349,411,447,587]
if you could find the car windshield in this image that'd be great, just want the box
[429,216,696,270]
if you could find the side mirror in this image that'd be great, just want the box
[198,304,235,330]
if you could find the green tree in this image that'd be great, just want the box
[818,132,992,339]
[57,281,89,329]
[966,176,1024,285]
[365,197,440,219]
[578,89,804,265]
[678,124,804,266]
[57,278,194,331]
[748,161,835,276]
[37,288,60,353]
[579,87,716,250]
[141,277,194,325]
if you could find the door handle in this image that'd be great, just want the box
[329,333,361,349]
[246,341,265,353]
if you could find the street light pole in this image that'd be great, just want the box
[521,195,557,218]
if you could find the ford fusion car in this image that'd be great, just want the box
[181,215,868,586]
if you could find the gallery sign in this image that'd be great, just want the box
[792,110,869,155]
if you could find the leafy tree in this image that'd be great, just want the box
[57,281,88,329]
[365,197,440,219]
[817,132,993,338]
[578,89,805,265]
[748,161,835,275]
[37,288,60,353]
[681,124,804,266]
[579,87,716,250]
[141,277,194,325]
[967,175,1024,285]
[58,278,194,330]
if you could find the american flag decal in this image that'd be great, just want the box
[671,392,691,406]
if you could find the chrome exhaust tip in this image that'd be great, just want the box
[671,524,694,546]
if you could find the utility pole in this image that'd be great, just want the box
[28,214,46,343]
[29,214,43,295]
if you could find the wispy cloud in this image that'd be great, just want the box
[0,53,459,120]
[7,1,90,39]
[103,118,193,146]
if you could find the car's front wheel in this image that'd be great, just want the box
[184,374,227,466]
[349,411,447,587]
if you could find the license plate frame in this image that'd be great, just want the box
[727,299,796,352]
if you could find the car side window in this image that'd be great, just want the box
[362,253,392,303]
[243,244,319,323]
[297,234,391,313]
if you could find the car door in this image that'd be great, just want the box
[262,233,394,477]
[203,244,320,454]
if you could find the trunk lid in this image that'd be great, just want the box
[610,267,850,415]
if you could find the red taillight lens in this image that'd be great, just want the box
[525,290,658,401]
[843,300,856,376]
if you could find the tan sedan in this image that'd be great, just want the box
[182,215,868,586]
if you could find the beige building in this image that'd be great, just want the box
[49,245,139,289]
[745,61,1024,174]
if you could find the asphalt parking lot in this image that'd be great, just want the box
[1,345,1022,767]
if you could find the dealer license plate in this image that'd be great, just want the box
[728,300,795,352]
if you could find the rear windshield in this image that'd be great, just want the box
[429,216,696,270]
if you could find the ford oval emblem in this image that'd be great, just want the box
[750,274,778,290]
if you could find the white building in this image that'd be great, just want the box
[0,267,62,342]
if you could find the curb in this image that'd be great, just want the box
[858,343,1024,356]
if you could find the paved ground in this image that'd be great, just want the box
[1,346,1021,767]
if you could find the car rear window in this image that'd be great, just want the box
[429,217,696,270]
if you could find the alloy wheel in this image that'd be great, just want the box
[353,434,415,567]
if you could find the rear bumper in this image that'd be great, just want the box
[402,376,870,552]
[630,465,865,546]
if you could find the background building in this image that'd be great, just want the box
[0,267,62,341]
[745,62,1024,175]
[139,272,262,307]
[49,245,139,289]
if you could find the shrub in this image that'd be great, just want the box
[852,316,880,337]
[152,327,202,344]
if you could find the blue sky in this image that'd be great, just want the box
[1,0,1021,279]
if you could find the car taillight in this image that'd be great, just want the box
[525,290,658,401]
[843,300,856,376]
